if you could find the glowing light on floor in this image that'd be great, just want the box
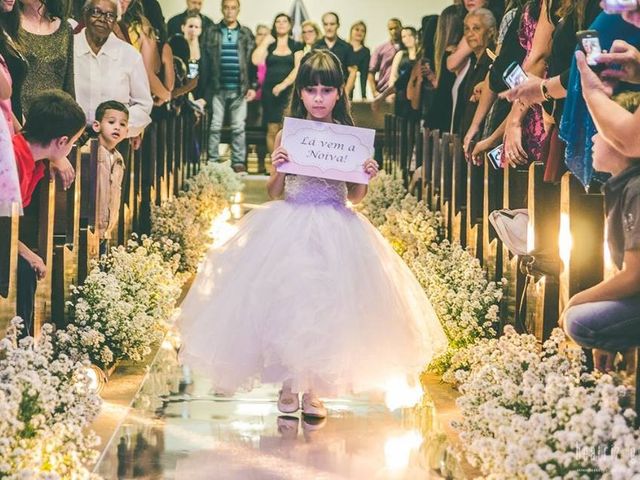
[384,377,423,411]
[234,402,274,417]
[230,203,243,219]
[209,207,239,248]
[384,430,424,472]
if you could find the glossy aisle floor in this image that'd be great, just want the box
[94,175,468,479]
[94,343,467,479]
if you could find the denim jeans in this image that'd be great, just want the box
[208,90,247,166]
[564,296,640,351]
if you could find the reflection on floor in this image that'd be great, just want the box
[94,174,467,479]
[94,343,467,479]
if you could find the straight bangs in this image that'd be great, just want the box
[295,50,345,90]
[287,49,354,126]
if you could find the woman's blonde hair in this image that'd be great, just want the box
[301,20,321,43]
[348,20,367,44]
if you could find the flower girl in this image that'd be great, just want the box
[179,50,447,418]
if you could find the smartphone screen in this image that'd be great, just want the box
[503,63,527,89]
[581,36,602,67]
[603,0,638,13]
[487,144,503,169]
[188,62,199,79]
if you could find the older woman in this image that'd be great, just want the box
[452,8,496,138]
[74,0,153,137]
[300,19,320,53]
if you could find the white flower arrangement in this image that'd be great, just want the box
[60,235,182,370]
[366,187,502,375]
[411,240,503,376]
[0,318,101,479]
[452,326,640,479]
[355,170,407,227]
[0,155,238,479]
[152,163,239,273]
[378,195,444,258]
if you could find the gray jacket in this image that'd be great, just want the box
[200,21,258,101]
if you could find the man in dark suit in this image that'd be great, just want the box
[167,0,215,37]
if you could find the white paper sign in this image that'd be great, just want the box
[277,117,375,184]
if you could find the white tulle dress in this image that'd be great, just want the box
[178,174,448,396]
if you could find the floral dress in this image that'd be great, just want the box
[518,2,547,163]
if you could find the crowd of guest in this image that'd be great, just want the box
[384,0,640,373]
[0,0,640,371]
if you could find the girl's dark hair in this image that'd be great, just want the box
[287,50,354,126]
[270,12,292,38]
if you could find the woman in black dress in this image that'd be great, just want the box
[348,21,370,100]
[389,26,419,119]
[251,13,303,158]
[428,5,464,131]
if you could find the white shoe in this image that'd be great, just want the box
[301,393,327,418]
[277,389,300,414]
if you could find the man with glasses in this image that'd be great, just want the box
[73,0,153,139]
[314,12,358,97]
[167,0,214,37]
[368,18,402,98]
[200,0,257,173]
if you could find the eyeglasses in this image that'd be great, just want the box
[89,7,117,23]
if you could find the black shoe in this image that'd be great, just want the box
[232,164,247,174]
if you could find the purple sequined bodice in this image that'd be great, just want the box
[284,175,348,208]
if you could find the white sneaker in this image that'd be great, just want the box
[301,393,327,418]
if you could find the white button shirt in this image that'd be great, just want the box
[74,29,153,137]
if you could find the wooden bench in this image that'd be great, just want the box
[51,147,82,327]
